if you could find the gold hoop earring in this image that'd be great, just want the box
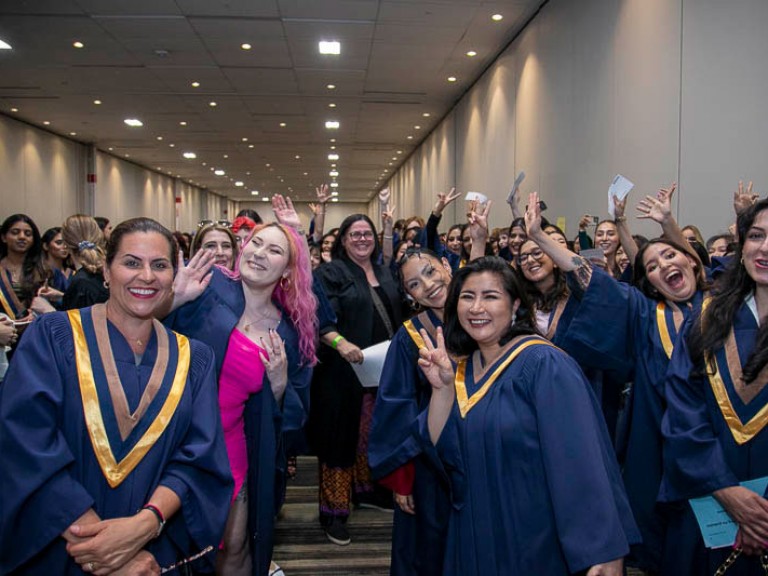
[103,280,110,289]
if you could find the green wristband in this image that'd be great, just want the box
[331,335,345,349]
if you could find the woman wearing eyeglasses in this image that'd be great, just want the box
[193,222,238,271]
[309,214,407,546]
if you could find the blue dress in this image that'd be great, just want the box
[0,308,232,574]
[560,268,704,571]
[164,267,313,576]
[419,336,639,575]
[369,309,451,576]
[659,301,768,575]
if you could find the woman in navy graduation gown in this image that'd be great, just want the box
[369,202,491,575]
[0,218,233,575]
[166,212,317,576]
[526,189,709,573]
[416,256,638,575]
[658,198,768,575]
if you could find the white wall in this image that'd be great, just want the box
[0,116,84,232]
[380,0,764,242]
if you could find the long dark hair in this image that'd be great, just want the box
[689,199,768,383]
[632,238,707,301]
[331,214,380,262]
[516,239,567,312]
[0,214,47,304]
[443,256,537,357]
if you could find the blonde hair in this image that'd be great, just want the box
[61,214,106,274]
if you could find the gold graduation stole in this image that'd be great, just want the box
[541,296,568,341]
[68,304,190,487]
[455,338,556,418]
[0,264,23,319]
[701,298,768,445]
[403,310,439,351]
[656,301,685,359]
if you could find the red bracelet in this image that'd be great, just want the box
[141,504,166,538]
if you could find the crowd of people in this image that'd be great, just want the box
[0,177,766,576]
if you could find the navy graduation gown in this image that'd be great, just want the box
[559,268,703,571]
[418,337,638,575]
[369,309,450,576]
[0,310,232,574]
[659,303,768,575]
[165,267,313,576]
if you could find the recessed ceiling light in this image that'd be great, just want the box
[124,118,143,127]
[248,144,254,149]
[93,99,102,105]
[10,107,18,112]
[0,39,12,50]
[397,150,403,154]
[202,162,207,166]
[295,154,301,159]
[279,122,287,127]
[242,137,248,142]
[330,146,336,150]
[235,181,244,187]
[328,103,336,108]
[447,76,457,82]
[241,43,252,50]
[73,41,84,49]
[331,197,339,202]
[466,50,477,57]
[169,143,175,148]
[328,153,339,160]
[389,162,393,166]
[331,163,336,168]
[414,125,421,130]
[325,120,340,129]
[406,135,413,140]
[179,121,187,126]
[215,169,225,176]
[303,172,308,176]
[156,136,163,141]
[384,169,389,172]
[246,171,251,175]
[492,13,503,21]
[265,163,271,167]
[223,154,228,159]
[70,132,77,136]
[319,41,341,55]
[124,154,130,158]
[262,197,270,202]
[43,121,51,125]
[326,84,336,90]
[392,157,397,160]
[330,182,339,188]
[183,152,197,159]
[330,138,336,143]
[191,81,200,88]
[329,170,339,177]
[108,147,113,151]
[422,112,431,117]
[251,190,259,195]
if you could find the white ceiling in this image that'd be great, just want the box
[0,0,545,203]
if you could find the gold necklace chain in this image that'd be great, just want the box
[241,308,280,332]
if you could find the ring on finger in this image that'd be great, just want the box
[87,562,95,571]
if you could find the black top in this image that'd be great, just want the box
[62,268,109,310]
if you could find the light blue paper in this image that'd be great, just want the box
[689,476,768,549]
[607,174,634,217]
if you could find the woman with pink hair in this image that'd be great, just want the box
[166,217,317,576]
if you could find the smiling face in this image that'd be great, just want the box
[239,225,291,289]
[342,220,375,263]
[46,232,69,260]
[508,225,527,255]
[200,229,235,269]
[595,221,619,257]
[457,271,518,352]
[742,209,768,287]
[321,234,335,254]
[2,220,34,257]
[709,237,729,258]
[518,239,555,289]
[616,246,630,272]
[104,231,174,322]
[400,253,452,310]
[642,242,698,302]
[446,227,463,255]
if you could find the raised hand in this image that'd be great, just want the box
[612,195,628,220]
[417,327,454,391]
[524,191,543,236]
[382,203,396,226]
[467,200,490,245]
[578,214,592,230]
[171,248,214,309]
[433,187,461,216]
[272,194,302,229]
[734,180,759,215]
[636,183,675,224]
[378,187,391,205]
[316,183,332,204]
